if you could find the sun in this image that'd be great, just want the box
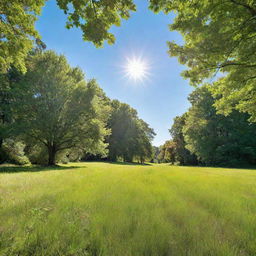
[124,57,149,82]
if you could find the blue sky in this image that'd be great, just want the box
[36,0,193,146]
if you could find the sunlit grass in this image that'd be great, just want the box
[1,162,256,255]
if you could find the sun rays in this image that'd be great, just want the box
[122,56,150,82]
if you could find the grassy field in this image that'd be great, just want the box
[0,162,256,256]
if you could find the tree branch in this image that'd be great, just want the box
[229,0,256,16]
[243,75,256,84]
[217,62,256,68]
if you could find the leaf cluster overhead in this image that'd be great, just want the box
[154,0,256,121]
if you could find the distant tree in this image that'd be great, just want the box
[152,146,160,163]
[183,86,256,166]
[107,100,133,162]
[158,140,176,164]
[134,119,155,163]
[165,140,176,165]
[107,100,155,162]
[150,0,256,121]
[169,114,198,166]
[157,145,164,163]
[12,51,110,165]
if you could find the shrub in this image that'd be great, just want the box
[2,139,30,165]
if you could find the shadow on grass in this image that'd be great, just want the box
[172,164,256,171]
[104,161,152,166]
[0,165,84,173]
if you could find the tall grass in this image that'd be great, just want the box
[1,162,256,255]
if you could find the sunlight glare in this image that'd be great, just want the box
[124,57,149,82]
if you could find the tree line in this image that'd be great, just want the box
[1,0,256,167]
[0,50,155,165]
[157,86,256,167]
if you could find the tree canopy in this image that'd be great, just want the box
[0,0,45,73]
[107,100,155,163]
[157,140,176,164]
[163,86,256,167]
[2,0,256,124]
[0,0,136,72]
[183,86,256,166]
[169,114,198,166]
[10,51,110,165]
[0,50,156,165]
[153,0,256,121]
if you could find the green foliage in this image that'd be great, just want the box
[107,100,155,163]
[0,0,136,72]
[25,143,85,165]
[57,0,136,47]
[12,51,109,165]
[152,146,161,163]
[1,139,30,165]
[0,68,23,144]
[133,118,155,163]
[158,140,176,164]
[1,162,256,255]
[183,86,256,166]
[1,50,153,165]
[24,143,48,165]
[151,0,256,121]
[0,0,45,73]
[169,114,198,165]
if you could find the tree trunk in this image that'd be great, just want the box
[0,137,3,149]
[48,144,57,166]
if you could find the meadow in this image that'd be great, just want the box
[0,162,256,256]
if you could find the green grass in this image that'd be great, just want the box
[1,162,256,256]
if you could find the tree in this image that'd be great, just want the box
[152,146,160,163]
[0,67,23,162]
[183,86,256,166]
[133,119,155,163]
[0,0,136,72]
[107,100,133,161]
[150,0,256,121]
[169,114,198,165]
[107,100,155,162]
[158,140,176,164]
[12,51,109,165]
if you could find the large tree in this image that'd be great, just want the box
[151,0,256,121]
[12,51,109,165]
[183,86,256,166]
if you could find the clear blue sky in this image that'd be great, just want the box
[36,0,193,146]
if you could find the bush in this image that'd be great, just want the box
[25,144,48,165]
[2,139,30,165]
[26,145,79,165]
